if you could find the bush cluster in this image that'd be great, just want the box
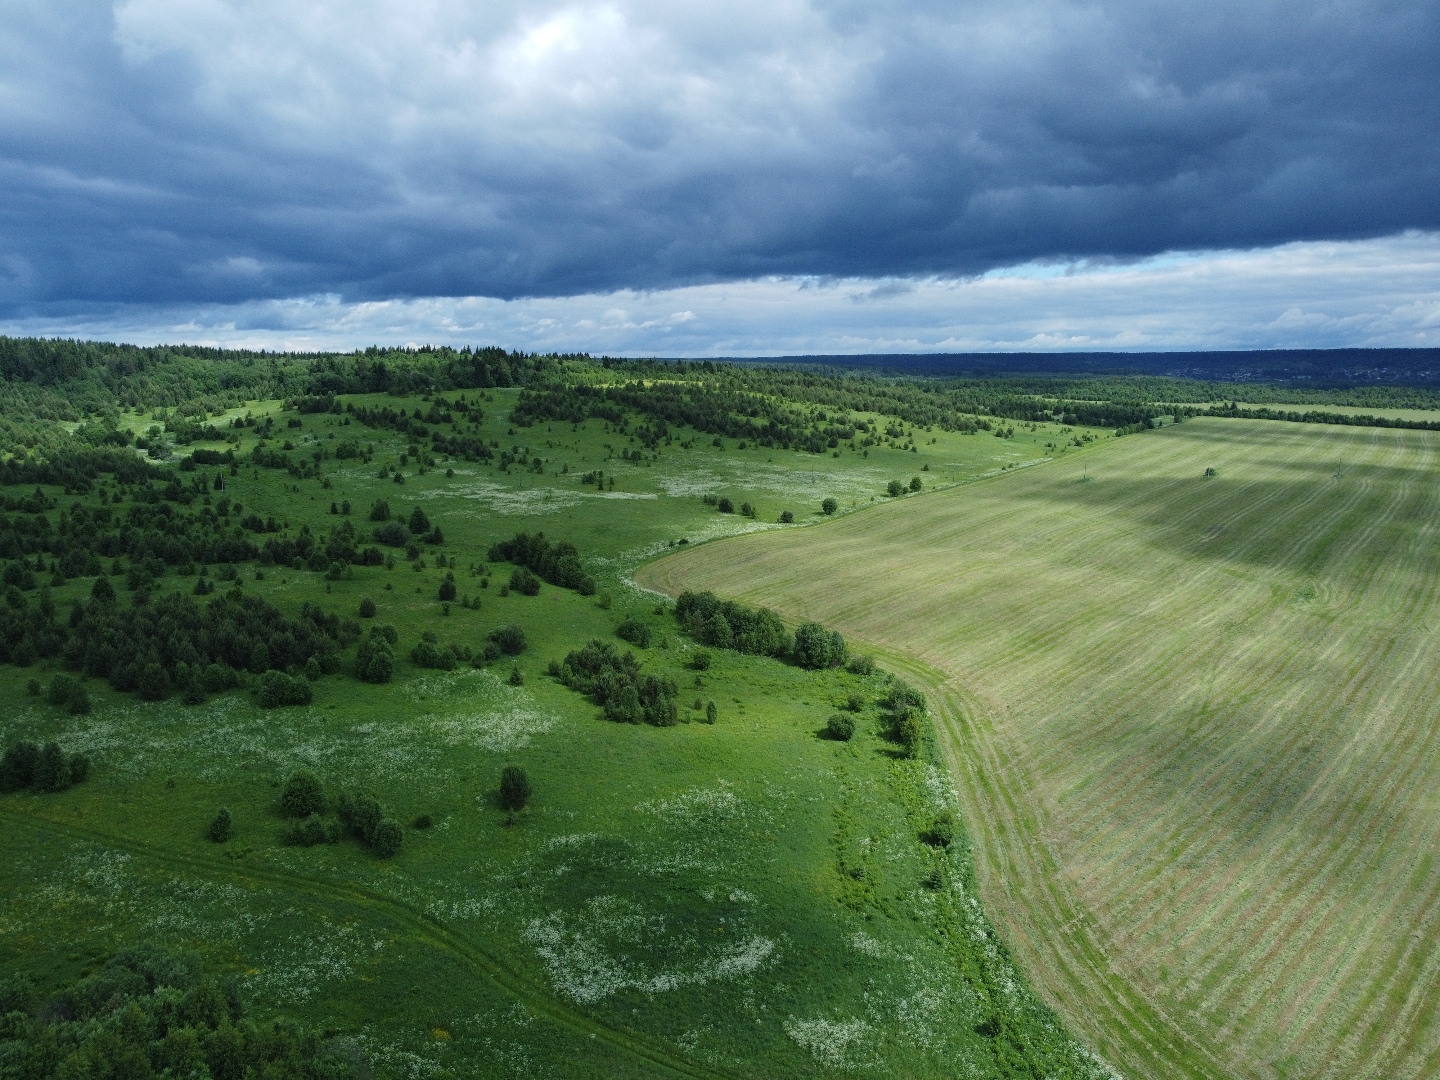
[793,621,847,669]
[278,771,402,857]
[56,589,349,703]
[0,946,362,1080]
[487,532,596,595]
[552,639,678,725]
[0,739,90,793]
[674,591,790,657]
[255,669,313,708]
[355,624,396,682]
[615,615,652,648]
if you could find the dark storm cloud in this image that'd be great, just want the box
[0,0,1436,311]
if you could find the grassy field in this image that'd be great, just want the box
[639,416,1440,1080]
[0,389,1116,1077]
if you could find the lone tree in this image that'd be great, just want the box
[821,497,838,515]
[886,480,904,497]
[208,807,233,843]
[281,770,325,818]
[909,476,922,492]
[499,766,532,812]
[358,596,376,618]
[371,818,403,858]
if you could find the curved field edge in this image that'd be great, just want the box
[632,570,1138,1077]
[0,807,739,1080]
[635,418,1440,1080]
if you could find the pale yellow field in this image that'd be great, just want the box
[638,418,1440,1080]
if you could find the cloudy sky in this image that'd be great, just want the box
[1,0,1437,354]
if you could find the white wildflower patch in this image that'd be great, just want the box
[849,931,889,958]
[783,1016,873,1068]
[522,895,777,1004]
[426,706,554,753]
[249,922,381,1002]
[638,783,743,824]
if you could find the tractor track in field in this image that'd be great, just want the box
[0,807,742,1080]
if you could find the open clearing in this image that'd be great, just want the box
[638,417,1440,1080]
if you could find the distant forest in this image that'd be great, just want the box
[4,337,1440,478]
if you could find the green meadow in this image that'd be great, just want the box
[0,385,1117,1078]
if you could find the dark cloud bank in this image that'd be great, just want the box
[1,0,1437,315]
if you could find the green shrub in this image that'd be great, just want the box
[499,766,531,811]
[208,807,233,843]
[509,666,524,686]
[67,685,92,714]
[821,497,838,514]
[508,566,541,595]
[255,670,313,707]
[339,791,383,842]
[615,616,652,648]
[371,818,403,858]
[68,753,90,784]
[898,713,924,757]
[284,814,335,847]
[410,638,457,670]
[690,648,712,670]
[413,814,433,829]
[705,700,717,724]
[489,624,526,656]
[438,576,457,602]
[779,510,795,523]
[358,596,376,618]
[924,810,956,848]
[355,637,394,683]
[793,622,846,669]
[280,771,324,818]
[846,654,875,676]
[717,497,734,513]
[824,714,856,741]
[47,674,78,707]
[201,663,240,692]
[886,479,904,497]
[35,741,71,792]
[0,740,40,792]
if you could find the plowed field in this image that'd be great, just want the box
[637,418,1440,1080]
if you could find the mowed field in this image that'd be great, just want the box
[638,418,1440,1080]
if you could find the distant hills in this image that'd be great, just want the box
[708,348,1440,383]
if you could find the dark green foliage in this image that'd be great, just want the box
[437,576,457,602]
[373,521,410,546]
[846,654,875,676]
[280,770,324,818]
[793,621,846,669]
[369,500,390,521]
[68,753,90,783]
[0,740,40,791]
[90,576,115,604]
[705,700,717,724]
[201,662,240,692]
[486,532,596,594]
[407,507,430,535]
[499,766,531,811]
[255,670,313,707]
[354,632,394,683]
[0,972,35,1015]
[47,674,77,706]
[689,648,712,670]
[509,666,524,686]
[371,818,403,858]
[410,634,459,670]
[34,741,70,792]
[674,591,791,657]
[909,476,923,492]
[339,792,383,843]
[488,623,526,656]
[716,497,734,514]
[413,814,433,829]
[779,510,794,523]
[923,810,956,847]
[898,713,924,757]
[821,497,838,515]
[508,566,541,595]
[66,685,92,714]
[825,714,856,741]
[0,944,359,1080]
[615,615,651,648]
[284,813,340,847]
[846,692,865,711]
[61,589,343,699]
[208,807,233,843]
[555,639,678,725]
[25,678,39,695]
[887,479,905,497]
